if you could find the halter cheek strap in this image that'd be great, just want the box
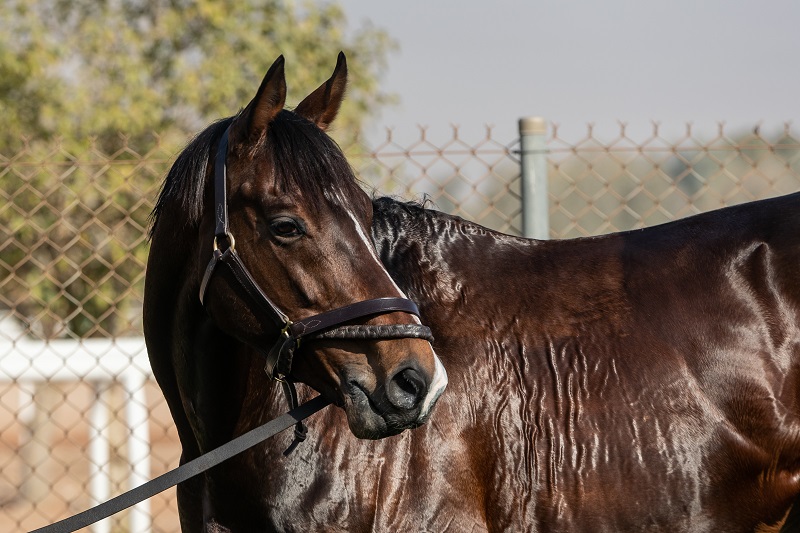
[214,126,231,239]
[200,124,434,381]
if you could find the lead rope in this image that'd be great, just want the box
[27,396,330,533]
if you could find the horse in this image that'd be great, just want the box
[143,54,447,532]
[146,54,800,531]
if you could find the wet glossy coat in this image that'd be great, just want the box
[145,53,800,528]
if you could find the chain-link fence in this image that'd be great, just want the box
[1,122,798,532]
[546,122,800,238]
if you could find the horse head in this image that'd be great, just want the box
[181,54,446,439]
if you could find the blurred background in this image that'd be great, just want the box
[1,1,798,531]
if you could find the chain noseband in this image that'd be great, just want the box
[199,124,434,380]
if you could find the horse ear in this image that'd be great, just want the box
[235,55,287,140]
[294,52,348,131]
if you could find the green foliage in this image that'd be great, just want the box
[0,0,396,338]
[1,0,396,151]
[0,135,175,339]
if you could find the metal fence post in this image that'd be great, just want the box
[518,117,549,239]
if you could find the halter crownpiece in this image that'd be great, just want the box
[199,124,434,380]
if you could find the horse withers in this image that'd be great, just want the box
[143,54,446,531]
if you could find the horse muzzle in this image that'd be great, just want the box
[341,354,448,440]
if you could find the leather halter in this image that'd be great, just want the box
[199,125,434,380]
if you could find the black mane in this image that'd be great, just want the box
[149,117,232,238]
[149,110,359,239]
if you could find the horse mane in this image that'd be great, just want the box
[150,109,359,239]
[372,196,436,217]
[149,117,233,239]
[371,196,441,248]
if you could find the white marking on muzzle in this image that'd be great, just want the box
[420,348,448,417]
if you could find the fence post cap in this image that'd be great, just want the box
[518,116,547,135]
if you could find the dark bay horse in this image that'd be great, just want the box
[238,195,800,533]
[143,54,447,532]
[146,54,800,531]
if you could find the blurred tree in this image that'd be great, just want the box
[0,0,396,151]
[0,0,396,338]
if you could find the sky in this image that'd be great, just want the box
[339,0,800,144]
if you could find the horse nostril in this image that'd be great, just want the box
[386,367,426,411]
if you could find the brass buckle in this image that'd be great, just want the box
[212,232,236,252]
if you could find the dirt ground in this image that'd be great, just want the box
[0,380,182,532]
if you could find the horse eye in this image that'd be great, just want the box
[269,217,304,239]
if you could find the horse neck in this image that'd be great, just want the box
[371,197,537,312]
[372,198,463,309]
[371,198,553,441]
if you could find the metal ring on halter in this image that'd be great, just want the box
[213,232,236,252]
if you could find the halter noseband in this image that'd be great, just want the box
[199,125,434,380]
